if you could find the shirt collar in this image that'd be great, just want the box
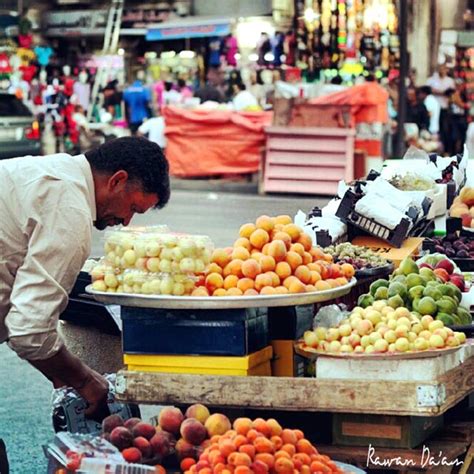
[76,154,97,221]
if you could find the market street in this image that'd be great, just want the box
[0,189,326,474]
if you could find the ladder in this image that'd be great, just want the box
[87,0,124,120]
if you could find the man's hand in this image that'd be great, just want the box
[29,345,110,422]
[76,369,110,422]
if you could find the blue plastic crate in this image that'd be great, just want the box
[121,307,268,356]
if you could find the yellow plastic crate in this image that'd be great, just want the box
[124,346,273,376]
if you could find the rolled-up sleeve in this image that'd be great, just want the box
[6,206,91,360]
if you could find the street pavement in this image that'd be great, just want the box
[1,189,327,473]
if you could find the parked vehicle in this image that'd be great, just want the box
[0,93,41,159]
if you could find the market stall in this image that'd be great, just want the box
[163,106,273,177]
[48,146,474,473]
[261,83,388,195]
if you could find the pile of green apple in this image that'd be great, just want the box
[357,257,472,327]
[302,301,467,354]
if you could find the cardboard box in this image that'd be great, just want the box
[333,413,444,449]
[271,340,309,377]
[351,236,424,268]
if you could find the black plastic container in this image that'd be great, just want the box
[121,306,268,356]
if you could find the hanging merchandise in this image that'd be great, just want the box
[257,32,272,66]
[224,34,238,67]
[34,45,54,67]
[272,31,285,66]
[73,70,91,110]
[284,30,296,66]
[19,63,37,82]
[18,34,33,49]
[17,47,35,65]
[295,0,399,82]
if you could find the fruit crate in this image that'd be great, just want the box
[305,206,348,247]
[423,218,474,271]
[335,189,432,247]
[332,413,444,449]
[313,265,393,312]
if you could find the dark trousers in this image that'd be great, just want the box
[0,439,8,474]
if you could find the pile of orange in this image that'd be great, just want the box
[192,215,355,297]
[180,417,343,474]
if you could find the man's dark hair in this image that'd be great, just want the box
[85,137,170,209]
[177,78,186,88]
[236,82,246,91]
[419,86,432,96]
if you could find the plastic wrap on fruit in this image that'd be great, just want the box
[403,145,430,162]
[51,374,140,435]
[313,304,349,329]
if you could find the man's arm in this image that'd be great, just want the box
[29,346,109,418]
[6,204,108,418]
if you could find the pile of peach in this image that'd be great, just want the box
[182,417,343,474]
[191,215,355,297]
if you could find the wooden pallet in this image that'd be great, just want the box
[115,354,474,416]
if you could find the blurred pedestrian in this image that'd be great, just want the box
[445,84,468,155]
[427,65,455,152]
[138,115,166,149]
[162,81,182,106]
[177,78,193,102]
[232,82,258,111]
[418,86,441,135]
[405,86,430,132]
[123,73,152,134]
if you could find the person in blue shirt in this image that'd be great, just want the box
[123,74,152,134]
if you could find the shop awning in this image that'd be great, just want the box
[146,17,231,41]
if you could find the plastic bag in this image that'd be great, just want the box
[313,304,349,329]
[403,145,430,161]
[51,374,140,435]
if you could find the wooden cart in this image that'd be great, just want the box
[115,352,474,473]
[88,289,474,473]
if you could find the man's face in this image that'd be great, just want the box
[439,65,447,77]
[407,88,416,103]
[94,170,159,230]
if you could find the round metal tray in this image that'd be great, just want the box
[86,278,356,310]
[295,341,464,360]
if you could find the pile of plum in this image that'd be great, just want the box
[427,235,474,259]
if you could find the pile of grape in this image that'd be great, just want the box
[324,243,388,270]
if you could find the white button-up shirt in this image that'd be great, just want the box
[0,153,96,360]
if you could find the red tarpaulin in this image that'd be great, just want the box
[309,82,389,124]
[163,106,273,177]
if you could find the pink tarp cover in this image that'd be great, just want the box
[163,106,273,177]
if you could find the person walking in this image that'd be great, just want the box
[427,65,456,152]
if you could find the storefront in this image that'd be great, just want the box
[292,0,399,83]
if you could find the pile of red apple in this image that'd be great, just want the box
[419,258,466,292]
